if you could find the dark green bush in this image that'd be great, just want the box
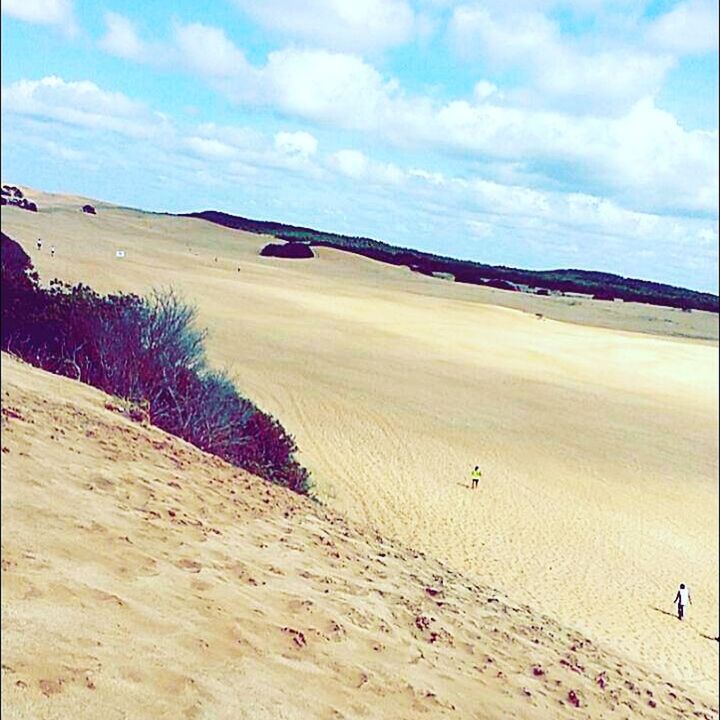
[260,242,314,259]
[1,233,311,494]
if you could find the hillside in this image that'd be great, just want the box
[2,189,718,704]
[181,210,720,313]
[2,353,718,719]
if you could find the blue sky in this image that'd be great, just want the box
[1,0,718,292]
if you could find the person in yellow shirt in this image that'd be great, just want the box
[471,466,482,489]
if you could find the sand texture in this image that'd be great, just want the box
[2,354,719,719]
[2,190,719,714]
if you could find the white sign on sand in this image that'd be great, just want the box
[116,250,126,258]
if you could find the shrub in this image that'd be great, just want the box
[260,242,314,259]
[1,190,37,212]
[1,234,311,494]
[593,290,615,301]
[82,204,97,214]
[1,232,32,275]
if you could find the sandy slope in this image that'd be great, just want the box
[2,191,718,703]
[2,354,719,720]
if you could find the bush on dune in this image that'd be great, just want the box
[260,242,314,259]
[1,233,311,494]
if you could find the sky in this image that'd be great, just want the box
[1,0,718,292]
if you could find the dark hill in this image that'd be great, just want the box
[180,210,719,313]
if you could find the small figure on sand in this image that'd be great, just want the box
[471,465,482,489]
[673,583,691,621]
[50,245,55,257]
[36,238,43,251]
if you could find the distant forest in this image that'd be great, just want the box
[180,210,719,313]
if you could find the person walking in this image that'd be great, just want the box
[673,583,691,621]
[36,238,43,251]
[471,465,482,489]
[50,245,55,257]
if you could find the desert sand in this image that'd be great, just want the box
[2,354,718,719]
[2,189,718,714]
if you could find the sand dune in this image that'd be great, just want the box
[2,354,718,719]
[2,191,718,708]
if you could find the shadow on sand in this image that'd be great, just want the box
[698,632,720,643]
[652,608,719,642]
[652,606,678,620]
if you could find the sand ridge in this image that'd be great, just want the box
[2,191,718,701]
[2,354,719,719]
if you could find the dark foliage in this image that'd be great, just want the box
[82,204,97,214]
[1,232,32,275]
[1,186,37,212]
[593,289,616,301]
[181,209,320,237]
[260,242,314,259]
[1,235,311,494]
[183,209,719,313]
[2,185,23,198]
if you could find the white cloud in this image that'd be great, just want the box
[400,168,718,276]
[328,148,405,184]
[37,137,87,161]
[128,24,712,215]
[100,12,150,61]
[232,0,417,53]
[646,0,719,55]
[450,6,556,64]
[183,136,238,159]
[467,219,496,239]
[195,122,264,150]
[253,50,718,212]
[179,123,323,177]
[435,96,718,213]
[274,131,318,158]
[91,13,716,216]
[448,5,673,114]
[473,80,498,102]
[271,49,400,129]
[240,47,716,212]
[1,0,77,34]
[329,149,369,178]
[1,76,167,139]
[319,144,717,287]
[173,22,254,79]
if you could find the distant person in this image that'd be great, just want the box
[36,238,42,251]
[50,245,55,257]
[471,465,482,489]
[673,583,691,621]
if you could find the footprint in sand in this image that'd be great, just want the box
[177,559,202,573]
